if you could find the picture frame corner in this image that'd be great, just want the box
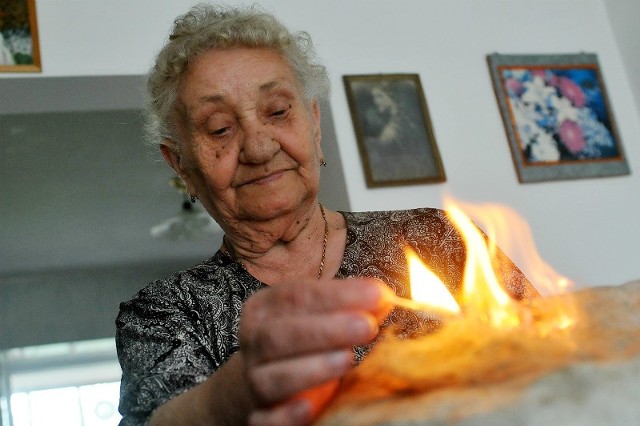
[0,0,42,74]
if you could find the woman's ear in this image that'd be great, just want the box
[160,139,182,174]
[311,99,322,153]
[160,140,195,195]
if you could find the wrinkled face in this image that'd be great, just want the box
[164,47,323,227]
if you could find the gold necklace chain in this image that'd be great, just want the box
[318,203,328,279]
[223,203,329,280]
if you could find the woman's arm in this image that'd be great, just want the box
[147,352,252,425]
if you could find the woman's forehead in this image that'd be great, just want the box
[180,48,301,100]
[173,48,311,129]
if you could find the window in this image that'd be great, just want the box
[1,339,122,426]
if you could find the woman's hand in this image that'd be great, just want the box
[239,277,394,426]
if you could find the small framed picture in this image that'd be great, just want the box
[0,0,41,72]
[487,53,629,183]
[343,74,445,187]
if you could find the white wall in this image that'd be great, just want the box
[4,0,639,288]
[604,0,640,113]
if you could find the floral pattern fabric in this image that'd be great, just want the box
[116,208,536,425]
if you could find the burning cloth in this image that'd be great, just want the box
[318,280,640,426]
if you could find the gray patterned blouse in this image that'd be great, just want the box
[116,208,536,425]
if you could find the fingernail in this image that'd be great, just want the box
[328,350,353,371]
[349,314,377,340]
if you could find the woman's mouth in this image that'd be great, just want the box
[244,169,287,186]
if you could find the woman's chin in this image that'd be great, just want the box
[238,197,312,222]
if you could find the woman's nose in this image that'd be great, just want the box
[239,125,279,164]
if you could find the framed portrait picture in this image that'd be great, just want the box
[0,0,41,72]
[343,74,445,187]
[487,53,629,183]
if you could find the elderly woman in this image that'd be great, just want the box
[116,4,538,426]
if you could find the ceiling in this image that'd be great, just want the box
[0,75,349,277]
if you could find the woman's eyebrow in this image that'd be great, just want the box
[196,94,225,105]
[259,78,298,95]
[194,80,290,105]
[260,81,279,92]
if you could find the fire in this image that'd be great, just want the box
[447,198,574,297]
[448,203,524,328]
[321,198,598,425]
[405,249,461,315]
[321,199,638,426]
[405,197,576,331]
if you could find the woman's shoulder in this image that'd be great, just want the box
[341,207,449,228]
[118,252,261,315]
[128,255,220,298]
[339,207,458,255]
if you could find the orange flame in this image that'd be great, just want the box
[446,203,523,328]
[406,197,576,331]
[405,248,461,315]
[448,198,574,297]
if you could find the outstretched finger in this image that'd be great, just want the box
[247,349,353,406]
[245,277,392,319]
[246,311,378,363]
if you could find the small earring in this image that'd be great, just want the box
[320,160,327,167]
[190,195,197,203]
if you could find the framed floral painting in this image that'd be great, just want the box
[487,53,629,183]
[0,0,41,72]
[343,74,445,187]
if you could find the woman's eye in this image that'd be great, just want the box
[211,127,229,136]
[270,104,291,117]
